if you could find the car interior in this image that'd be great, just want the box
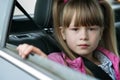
[113,2,120,54]
[7,0,120,56]
[4,0,120,79]
[8,0,61,55]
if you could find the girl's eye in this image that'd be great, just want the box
[71,28,79,31]
[88,27,98,31]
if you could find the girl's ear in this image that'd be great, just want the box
[60,26,66,40]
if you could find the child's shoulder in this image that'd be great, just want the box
[97,46,116,56]
[47,52,65,65]
[97,46,119,61]
[48,52,64,57]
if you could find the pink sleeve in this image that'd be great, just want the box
[48,52,66,65]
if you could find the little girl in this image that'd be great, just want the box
[17,0,120,79]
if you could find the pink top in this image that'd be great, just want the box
[48,47,120,80]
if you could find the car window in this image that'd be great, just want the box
[0,57,37,80]
[14,0,36,16]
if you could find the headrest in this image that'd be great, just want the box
[34,0,53,29]
[115,22,120,40]
[115,22,120,53]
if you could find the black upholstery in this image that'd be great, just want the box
[8,0,60,54]
[34,0,53,29]
[115,22,120,53]
[113,5,120,54]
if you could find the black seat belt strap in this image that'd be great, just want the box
[82,57,112,80]
[15,1,38,27]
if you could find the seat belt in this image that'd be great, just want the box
[15,1,38,28]
[82,57,112,80]
[15,1,53,33]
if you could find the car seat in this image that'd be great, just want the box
[8,0,60,54]
[113,4,120,55]
[115,22,120,54]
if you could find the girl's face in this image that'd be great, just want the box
[61,13,103,57]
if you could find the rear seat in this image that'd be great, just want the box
[112,4,120,54]
[115,22,120,53]
[8,0,60,54]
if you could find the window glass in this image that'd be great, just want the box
[14,0,36,16]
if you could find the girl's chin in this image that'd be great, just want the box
[74,50,90,54]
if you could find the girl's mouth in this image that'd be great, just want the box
[79,44,89,49]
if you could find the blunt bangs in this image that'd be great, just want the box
[62,0,104,28]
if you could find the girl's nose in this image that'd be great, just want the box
[79,28,88,40]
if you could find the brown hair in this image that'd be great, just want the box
[99,0,118,56]
[53,0,118,60]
